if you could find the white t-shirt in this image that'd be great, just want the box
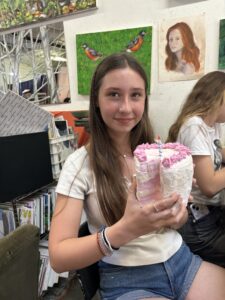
[56,146,182,266]
[177,116,224,205]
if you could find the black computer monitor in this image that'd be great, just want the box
[0,131,53,202]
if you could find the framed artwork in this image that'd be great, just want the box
[158,15,205,82]
[219,19,225,70]
[0,0,97,33]
[76,26,152,95]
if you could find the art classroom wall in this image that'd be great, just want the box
[44,0,225,142]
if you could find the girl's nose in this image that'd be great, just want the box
[118,96,131,113]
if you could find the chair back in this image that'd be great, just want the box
[76,221,100,300]
[0,224,40,300]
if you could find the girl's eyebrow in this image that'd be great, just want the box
[104,87,121,90]
[104,87,145,91]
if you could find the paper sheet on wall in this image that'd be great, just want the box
[0,90,53,136]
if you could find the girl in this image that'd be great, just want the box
[49,54,225,300]
[165,22,200,75]
[167,70,225,268]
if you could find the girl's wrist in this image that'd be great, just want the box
[106,220,136,248]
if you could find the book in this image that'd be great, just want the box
[0,210,4,237]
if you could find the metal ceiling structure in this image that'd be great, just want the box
[0,22,67,104]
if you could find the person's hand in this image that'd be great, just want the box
[117,178,187,242]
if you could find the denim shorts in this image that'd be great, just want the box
[98,242,202,300]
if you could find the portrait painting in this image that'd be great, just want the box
[76,26,152,95]
[158,15,205,82]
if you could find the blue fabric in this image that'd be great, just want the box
[98,242,202,300]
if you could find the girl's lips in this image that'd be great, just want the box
[115,118,133,122]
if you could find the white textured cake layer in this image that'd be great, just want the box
[160,154,193,203]
[134,143,193,205]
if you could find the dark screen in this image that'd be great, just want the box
[0,131,53,202]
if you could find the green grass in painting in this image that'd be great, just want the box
[219,19,225,70]
[76,27,152,95]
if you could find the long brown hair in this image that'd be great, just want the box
[167,71,225,142]
[88,52,154,225]
[165,22,200,72]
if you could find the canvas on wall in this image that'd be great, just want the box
[158,15,205,82]
[219,19,225,70]
[76,26,152,95]
[0,0,96,33]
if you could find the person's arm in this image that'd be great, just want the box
[178,120,225,196]
[193,155,225,197]
[49,194,103,273]
[49,186,187,273]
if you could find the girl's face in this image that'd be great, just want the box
[216,91,225,123]
[97,67,146,139]
[168,29,184,53]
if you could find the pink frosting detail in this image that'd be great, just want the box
[134,142,191,168]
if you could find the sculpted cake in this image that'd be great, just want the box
[134,142,193,205]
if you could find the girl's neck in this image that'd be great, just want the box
[117,143,132,157]
[202,114,216,127]
[175,49,183,60]
[109,132,131,155]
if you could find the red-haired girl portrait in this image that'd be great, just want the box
[165,22,200,75]
[159,16,205,82]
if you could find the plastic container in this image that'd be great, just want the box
[49,133,78,179]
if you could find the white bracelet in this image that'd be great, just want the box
[103,227,120,251]
[97,229,113,256]
[102,228,114,252]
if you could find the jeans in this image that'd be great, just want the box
[99,243,202,300]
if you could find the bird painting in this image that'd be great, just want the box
[82,43,103,61]
[126,31,146,53]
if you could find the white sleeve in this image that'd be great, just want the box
[178,122,211,156]
[56,151,88,200]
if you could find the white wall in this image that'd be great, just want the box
[44,0,225,141]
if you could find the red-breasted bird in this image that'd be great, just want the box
[126,31,146,53]
[82,43,103,61]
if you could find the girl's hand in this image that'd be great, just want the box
[115,179,187,243]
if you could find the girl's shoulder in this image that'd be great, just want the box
[65,146,89,170]
[69,146,88,160]
[181,60,195,75]
[184,116,203,127]
[180,116,205,137]
[182,116,220,137]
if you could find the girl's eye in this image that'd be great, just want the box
[131,92,142,99]
[108,92,120,98]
